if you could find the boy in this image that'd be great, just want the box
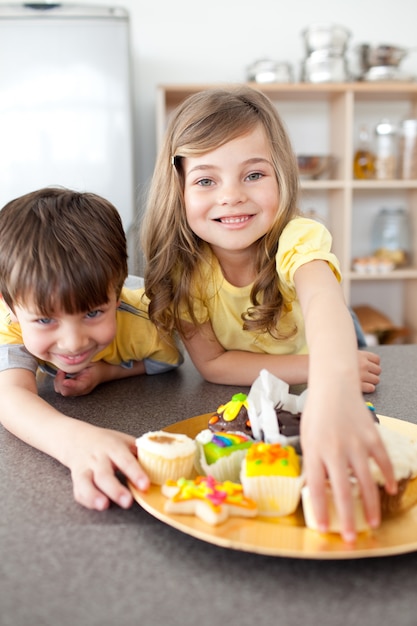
[0,187,183,510]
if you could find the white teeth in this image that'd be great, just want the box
[220,216,249,224]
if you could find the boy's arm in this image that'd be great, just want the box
[0,367,149,508]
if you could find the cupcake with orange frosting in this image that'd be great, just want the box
[240,441,304,516]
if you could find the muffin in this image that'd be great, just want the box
[240,442,304,516]
[302,422,417,533]
[369,423,417,516]
[195,429,253,482]
[136,431,196,485]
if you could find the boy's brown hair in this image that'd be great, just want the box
[0,187,128,315]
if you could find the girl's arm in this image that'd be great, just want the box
[294,259,396,542]
[0,368,149,508]
[181,321,381,392]
[181,321,309,385]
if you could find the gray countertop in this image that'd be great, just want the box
[2,345,417,626]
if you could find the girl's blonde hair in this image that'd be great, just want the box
[141,86,300,337]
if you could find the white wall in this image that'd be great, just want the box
[2,0,417,210]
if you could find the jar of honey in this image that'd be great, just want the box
[353,125,375,179]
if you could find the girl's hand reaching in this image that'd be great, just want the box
[357,350,381,393]
[300,392,397,543]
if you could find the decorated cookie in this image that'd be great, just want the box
[162,475,258,525]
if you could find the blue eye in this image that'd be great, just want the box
[197,178,213,187]
[37,317,53,325]
[246,172,262,181]
[86,310,101,319]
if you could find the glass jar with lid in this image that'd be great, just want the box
[353,125,375,179]
[398,119,417,179]
[371,207,411,267]
[374,119,397,180]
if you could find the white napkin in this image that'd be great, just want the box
[247,369,307,443]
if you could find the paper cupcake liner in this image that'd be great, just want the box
[195,444,248,483]
[240,473,304,516]
[137,449,195,485]
[301,483,370,533]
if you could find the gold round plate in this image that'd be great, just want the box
[129,413,417,559]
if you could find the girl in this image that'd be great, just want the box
[141,86,396,542]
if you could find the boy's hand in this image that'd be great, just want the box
[54,363,109,397]
[67,423,150,510]
[55,360,146,397]
[357,350,381,393]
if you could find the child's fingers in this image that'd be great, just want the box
[362,350,381,367]
[72,467,112,511]
[72,441,150,510]
[350,457,381,530]
[305,447,377,543]
[109,445,151,494]
[326,465,359,543]
[303,454,330,533]
[73,463,136,510]
[349,426,396,528]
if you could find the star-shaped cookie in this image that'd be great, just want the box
[162,475,258,525]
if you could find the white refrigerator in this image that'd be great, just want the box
[0,3,135,232]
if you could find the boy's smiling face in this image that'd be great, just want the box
[10,291,119,374]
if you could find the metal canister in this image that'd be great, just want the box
[246,59,293,83]
[374,119,397,180]
[398,119,417,179]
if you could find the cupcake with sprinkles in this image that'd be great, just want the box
[240,441,304,516]
[195,429,254,483]
[208,393,252,436]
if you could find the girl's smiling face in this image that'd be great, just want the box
[183,125,279,260]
